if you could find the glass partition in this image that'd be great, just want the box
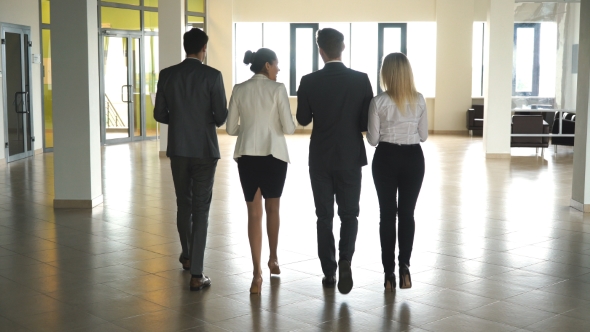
[101,7,141,30]
[102,0,140,5]
[145,36,159,137]
[144,11,158,32]
[42,29,53,148]
[41,0,50,24]
[145,0,158,7]
[187,0,205,13]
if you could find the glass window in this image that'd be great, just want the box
[41,0,50,25]
[42,29,53,149]
[513,23,540,96]
[407,22,436,97]
[144,11,158,32]
[538,22,557,97]
[235,23,263,84]
[290,24,318,95]
[187,16,205,31]
[145,36,159,137]
[101,7,141,30]
[351,23,378,95]
[263,23,291,93]
[145,0,158,7]
[188,0,205,13]
[102,0,140,5]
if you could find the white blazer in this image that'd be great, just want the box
[227,74,296,163]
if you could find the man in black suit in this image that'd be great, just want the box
[154,28,228,291]
[296,28,373,294]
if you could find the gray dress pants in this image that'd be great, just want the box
[170,156,218,276]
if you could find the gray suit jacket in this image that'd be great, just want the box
[154,59,228,158]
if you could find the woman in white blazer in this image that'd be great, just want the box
[226,48,296,294]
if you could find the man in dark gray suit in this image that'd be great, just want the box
[154,28,228,291]
[296,28,373,294]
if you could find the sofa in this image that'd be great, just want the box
[551,112,575,147]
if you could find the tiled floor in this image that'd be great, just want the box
[1,134,590,332]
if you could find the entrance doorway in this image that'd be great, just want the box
[1,24,35,162]
[101,34,141,143]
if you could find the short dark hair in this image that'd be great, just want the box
[243,48,277,74]
[316,28,344,59]
[183,28,208,55]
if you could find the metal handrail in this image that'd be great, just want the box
[510,109,576,137]
[105,94,125,128]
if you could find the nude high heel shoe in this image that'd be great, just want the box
[250,274,263,294]
[268,259,281,277]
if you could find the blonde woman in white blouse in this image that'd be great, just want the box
[367,53,427,291]
[226,48,296,294]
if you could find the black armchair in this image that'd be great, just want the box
[511,115,549,154]
[466,105,484,135]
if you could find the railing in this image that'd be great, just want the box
[105,94,125,128]
[510,109,576,137]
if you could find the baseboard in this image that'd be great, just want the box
[431,130,469,135]
[159,151,167,158]
[486,153,511,159]
[35,148,43,155]
[54,195,103,209]
[570,199,590,213]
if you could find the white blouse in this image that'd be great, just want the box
[226,74,296,162]
[367,92,428,146]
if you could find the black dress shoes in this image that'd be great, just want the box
[190,275,211,291]
[337,260,353,294]
[322,275,337,288]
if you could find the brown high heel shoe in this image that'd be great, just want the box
[250,275,263,294]
[268,259,281,277]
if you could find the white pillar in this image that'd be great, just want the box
[207,0,234,103]
[433,0,474,134]
[571,0,590,212]
[483,0,514,158]
[51,0,103,208]
[157,0,185,157]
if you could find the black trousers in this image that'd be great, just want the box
[170,156,218,276]
[372,143,424,275]
[309,167,362,277]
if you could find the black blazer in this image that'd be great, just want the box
[296,62,373,170]
[154,59,228,158]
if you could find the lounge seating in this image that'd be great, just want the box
[551,112,575,148]
[466,105,484,135]
[511,115,549,154]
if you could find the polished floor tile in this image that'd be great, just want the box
[1,134,589,331]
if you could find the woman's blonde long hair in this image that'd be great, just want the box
[380,53,418,115]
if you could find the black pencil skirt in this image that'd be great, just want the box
[237,155,288,202]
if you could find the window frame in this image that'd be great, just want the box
[289,23,319,96]
[377,23,407,94]
[513,23,540,97]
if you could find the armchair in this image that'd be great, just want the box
[466,105,484,135]
[511,115,549,154]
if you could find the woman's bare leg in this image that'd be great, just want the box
[265,198,281,262]
[246,189,263,277]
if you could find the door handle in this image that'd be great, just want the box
[14,92,29,114]
[121,85,128,103]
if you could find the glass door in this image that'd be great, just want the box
[1,25,34,162]
[101,34,142,143]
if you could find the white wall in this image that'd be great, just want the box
[208,0,492,133]
[0,0,43,161]
[233,0,437,22]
